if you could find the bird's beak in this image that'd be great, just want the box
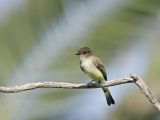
[75,52,80,55]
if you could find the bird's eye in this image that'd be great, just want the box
[83,52,87,54]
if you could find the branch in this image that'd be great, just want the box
[0,74,159,111]
[130,75,160,111]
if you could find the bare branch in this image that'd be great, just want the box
[0,74,159,111]
[0,77,133,92]
[130,74,160,111]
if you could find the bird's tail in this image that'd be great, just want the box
[102,87,115,106]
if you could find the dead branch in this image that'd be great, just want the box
[0,74,159,111]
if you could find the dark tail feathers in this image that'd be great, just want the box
[102,87,115,106]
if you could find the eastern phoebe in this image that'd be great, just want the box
[75,47,115,106]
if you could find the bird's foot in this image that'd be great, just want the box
[87,80,99,87]
[87,80,96,87]
[98,80,101,84]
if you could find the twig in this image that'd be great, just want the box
[130,74,160,111]
[0,74,159,111]
[0,77,134,92]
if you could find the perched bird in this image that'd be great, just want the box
[75,47,115,106]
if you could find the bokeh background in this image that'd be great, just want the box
[0,0,160,120]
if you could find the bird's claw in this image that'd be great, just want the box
[87,80,100,87]
[87,80,96,87]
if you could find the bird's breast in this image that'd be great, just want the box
[81,60,104,80]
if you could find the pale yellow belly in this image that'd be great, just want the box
[81,59,105,81]
[85,67,104,81]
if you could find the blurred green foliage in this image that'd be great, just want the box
[0,0,62,81]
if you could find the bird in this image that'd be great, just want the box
[75,47,115,106]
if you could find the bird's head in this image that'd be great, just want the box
[75,47,93,58]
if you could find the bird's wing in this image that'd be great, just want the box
[93,57,107,80]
